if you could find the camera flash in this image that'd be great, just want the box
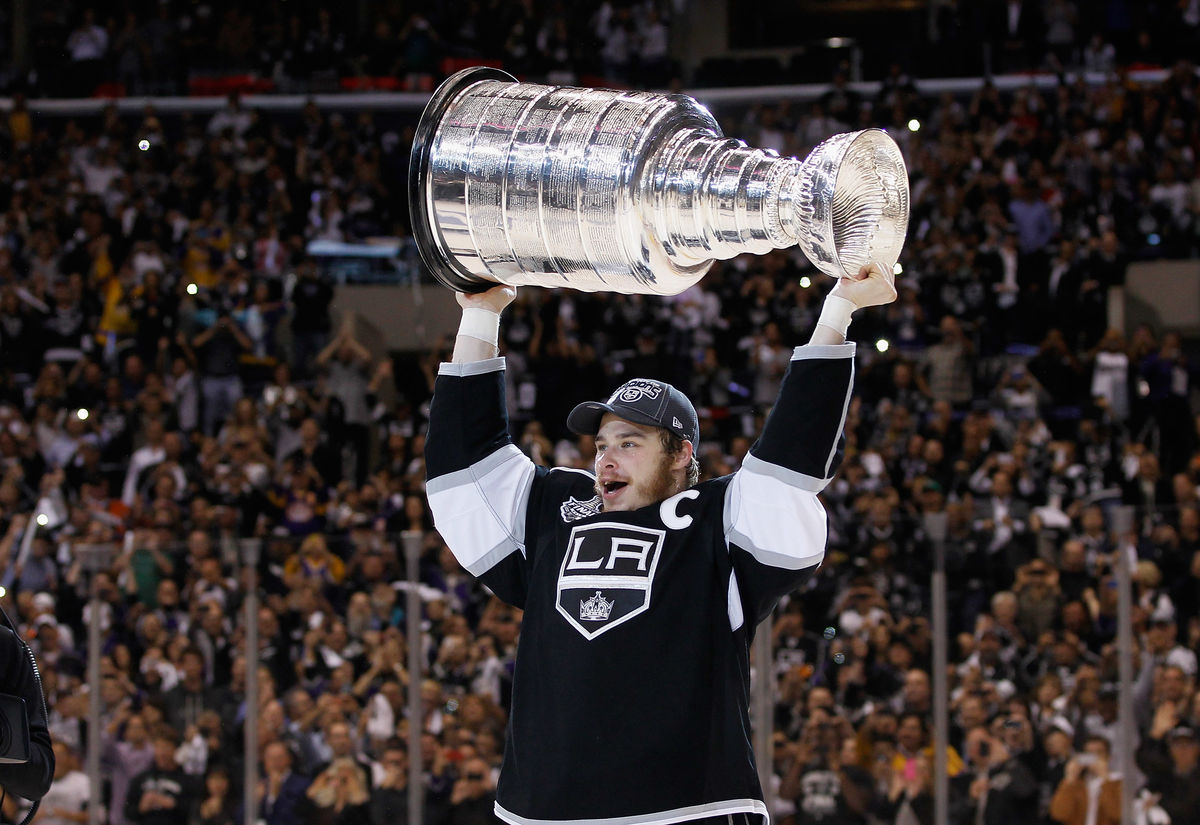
[138,139,150,151]
[36,513,49,527]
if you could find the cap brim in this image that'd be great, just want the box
[566,401,668,437]
[566,402,612,436]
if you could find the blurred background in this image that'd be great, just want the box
[0,1,1199,824]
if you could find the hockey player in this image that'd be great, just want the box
[425,262,897,825]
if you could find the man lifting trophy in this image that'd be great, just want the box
[416,68,908,825]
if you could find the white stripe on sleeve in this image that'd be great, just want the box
[724,456,827,571]
[427,444,535,576]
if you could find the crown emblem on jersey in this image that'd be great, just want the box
[579,591,614,621]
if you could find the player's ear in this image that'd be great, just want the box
[672,439,694,472]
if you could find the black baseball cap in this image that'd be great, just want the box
[567,378,699,447]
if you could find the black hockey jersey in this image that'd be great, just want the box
[425,344,856,825]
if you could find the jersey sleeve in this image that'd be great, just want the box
[724,343,855,625]
[425,358,537,607]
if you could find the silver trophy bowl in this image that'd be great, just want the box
[409,68,909,295]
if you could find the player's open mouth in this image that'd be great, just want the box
[601,481,628,497]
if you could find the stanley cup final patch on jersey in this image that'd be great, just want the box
[560,495,602,522]
[556,522,665,640]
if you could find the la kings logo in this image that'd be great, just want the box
[556,522,665,640]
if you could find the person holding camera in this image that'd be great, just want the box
[960,725,1037,825]
[187,304,252,436]
[303,757,370,825]
[367,739,408,825]
[0,623,54,804]
[780,713,874,824]
[446,757,497,825]
[1048,735,1121,825]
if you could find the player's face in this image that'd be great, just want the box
[593,414,680,512]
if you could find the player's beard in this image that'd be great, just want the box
[596,453,680,511]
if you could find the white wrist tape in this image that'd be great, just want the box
[817,295,857,336]
[457,307,500,346]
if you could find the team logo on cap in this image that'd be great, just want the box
[611,379,662,405]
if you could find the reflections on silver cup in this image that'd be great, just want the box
[410,68,910,295]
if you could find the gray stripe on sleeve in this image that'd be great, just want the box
[740,452,828,492]
[462,539,524,577]
[426,444,526,494]
[726,528,825,571]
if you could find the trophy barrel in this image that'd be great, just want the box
[409,66,516,293]
[409,67,724,295]
[410,69,910,294]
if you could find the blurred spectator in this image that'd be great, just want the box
[195,764,238,825]
[1048,735,1122,825]
[960,724,1038,823]
[303,756,369,825]
[445,756,496,825]
[103,712,155,825]
[258,741,312,825]
[65,9,108,96]
[39,742,91,825]
[290,262,334,378]
[1135,724,1200,823]
[316,326,373,486]
[124,728,196,825]
[921,316,974,407]
[163,647,232,734]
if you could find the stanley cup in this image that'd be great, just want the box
[409,67,909,295]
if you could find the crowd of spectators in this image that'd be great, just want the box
[5,13,1200,825]
[6,0,1200,98]
[5,0,678,98]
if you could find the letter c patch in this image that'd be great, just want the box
[659,489,699,530]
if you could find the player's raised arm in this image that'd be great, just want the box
[725,262,898,623]
[427,286,536,605]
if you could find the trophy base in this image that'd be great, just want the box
[409,66,518,293]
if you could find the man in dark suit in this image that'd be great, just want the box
[974,467,1033,586]
[259,741,311,825]
[162,647,232,734]
[124,729,196,825]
